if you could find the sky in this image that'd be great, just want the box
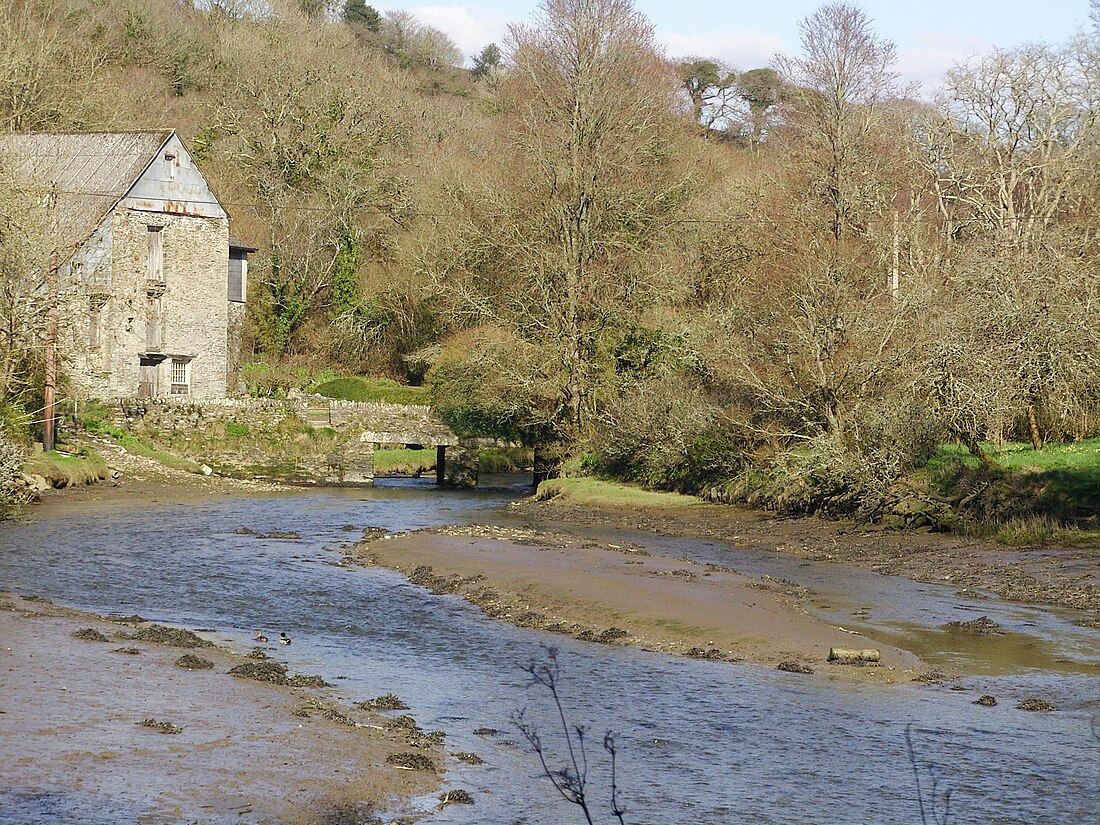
[373,0,1096,91]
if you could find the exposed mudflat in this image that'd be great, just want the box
[0,594,439,824]
[517,498,1100,622]
[350,524,920,680]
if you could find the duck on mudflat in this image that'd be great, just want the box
[279,632,291,646]
[255,629,269,643]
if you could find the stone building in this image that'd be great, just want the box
[1,130,250,400]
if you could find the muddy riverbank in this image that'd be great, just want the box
[349,524,920,680]
[517,496,1100,624]
[0,593,446,824]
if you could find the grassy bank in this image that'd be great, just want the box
[534,477,702,509]
[374,448,436,475]
[24,448,109,488]
[926,438,1100,534]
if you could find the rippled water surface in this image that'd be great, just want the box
[1,479,1098,824]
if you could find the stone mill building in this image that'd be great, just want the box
[1,130,251,400]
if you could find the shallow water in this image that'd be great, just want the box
[1,478,1098,824]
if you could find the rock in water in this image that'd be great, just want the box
[946,616,1005,636]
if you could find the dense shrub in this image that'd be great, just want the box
[595,381,743,493]
[0,423,26,515]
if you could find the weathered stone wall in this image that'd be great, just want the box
[116,208,229,400]
[64,208,229,401]
[116,397,294,432]
[113,396,462,487]
[225,302,247,395]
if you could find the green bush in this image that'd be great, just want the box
[312,377,428,405]
[0,423,26,514]
[226,422,250,438]
[596,380,742,493]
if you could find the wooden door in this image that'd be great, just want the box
[138,361,159,397]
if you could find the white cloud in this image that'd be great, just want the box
[385,4,512,58]
[657,30,787,70]
[897,32,991,94]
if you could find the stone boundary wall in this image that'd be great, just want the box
[112,394,459,445]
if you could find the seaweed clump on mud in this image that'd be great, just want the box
[140,718,182,734]
[131,624,213,649]
[386,715,445,748]
[315,801,383,825]
[385,752,436,772]
[72,627,109,642]
[946,616,1005,636]
[1017,697,1056,712]
[439,789,474,807]
[174,654,214,670]
[408,565,483,595]
[453,751,483,764]
[228,660,329,687]
[356,693,409,711]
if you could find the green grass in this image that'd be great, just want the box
[927,438,1100,533]
[24,449,108,487]
[374,448,436,475]
[929,437,1100,473]
[928,438,1100,503]
[96,425,204,474]
[479,447,532,473]
[534,477,701,509]
[312,377,429,406]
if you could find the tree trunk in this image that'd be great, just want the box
[960,432,995,466]
[1026,404,1044,451]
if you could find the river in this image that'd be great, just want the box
[1,477,1097,824]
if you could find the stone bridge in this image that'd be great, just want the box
[114,395,487,488]
[305,397,481,488]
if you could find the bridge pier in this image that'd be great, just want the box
[324,440,375,486]
[436,440,479,489]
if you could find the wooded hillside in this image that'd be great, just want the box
[3,0,1100,522]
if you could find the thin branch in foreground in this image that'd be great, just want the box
[513,645,629,824]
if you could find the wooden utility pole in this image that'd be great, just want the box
[43,186,59,453]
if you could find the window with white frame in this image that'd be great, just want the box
[170,358,191,394]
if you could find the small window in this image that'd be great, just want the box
[147,226,164,282]
[164,152,177,180]
[170,358,190,395]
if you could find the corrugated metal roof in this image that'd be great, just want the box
[0,130,173,252]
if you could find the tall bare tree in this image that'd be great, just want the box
[438,0,693,443]
[774,3,905,241]
[923,42,1100,248]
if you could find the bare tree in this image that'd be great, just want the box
[434,0,692,447]
[0,154,47,405]
[0,0,110,131]
[774,3,906,241]
[923,42,1100,248]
